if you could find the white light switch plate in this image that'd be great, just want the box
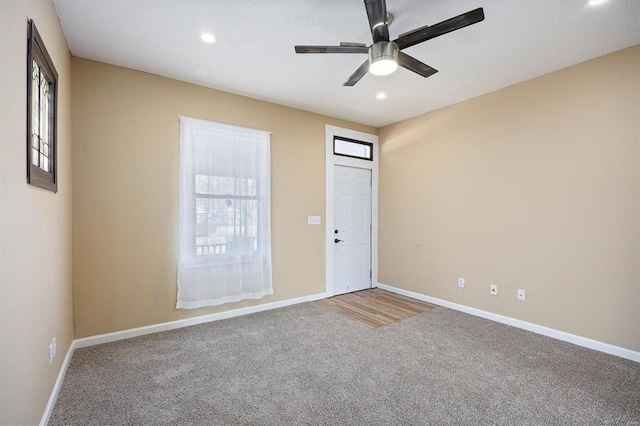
[307,216,321,225]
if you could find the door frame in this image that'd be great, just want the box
[325,125,379,297]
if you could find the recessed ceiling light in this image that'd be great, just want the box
[376,92,387,100]
[588,0,607,5]
[201,33,216,43]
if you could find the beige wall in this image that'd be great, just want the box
[379,45,640,351]
[0,4,635,422]
[0,0,73,424]
[71,57,376,338]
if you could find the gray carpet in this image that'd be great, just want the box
[49,303,640,425]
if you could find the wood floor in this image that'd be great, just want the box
[316,288,438,328]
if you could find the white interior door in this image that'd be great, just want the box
[333,165,372,295]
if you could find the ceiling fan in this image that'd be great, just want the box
[294,0,485,86]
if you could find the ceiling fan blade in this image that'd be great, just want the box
[343,60,369,86]
[397,52,438,78]
[364,0,390,43]
[394,8,485,50]
[295,45,369,54]
[340,42,367,47]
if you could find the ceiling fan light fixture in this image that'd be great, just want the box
[370,58,397,76]
[369,42,398,76]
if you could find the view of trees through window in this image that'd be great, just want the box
[195,174,258,256]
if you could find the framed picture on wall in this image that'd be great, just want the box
[27,19,59,192]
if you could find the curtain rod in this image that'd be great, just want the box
[178,115,274,135]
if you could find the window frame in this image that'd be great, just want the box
[178,117,271,266]
[193,176,261,258]
[26,19,58,192]
[333,136,373,161]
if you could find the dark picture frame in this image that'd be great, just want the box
[27,19,58,192]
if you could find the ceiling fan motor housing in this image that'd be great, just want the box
[369,41,399,75]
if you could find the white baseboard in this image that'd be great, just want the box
[74,292,329,349]
[40,285,637,425]
[377,283,640,363]
[39,340,76,426]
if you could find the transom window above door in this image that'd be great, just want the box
[333,136,373,161]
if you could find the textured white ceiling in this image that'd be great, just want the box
[53,0,640,127]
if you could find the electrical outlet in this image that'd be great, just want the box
[458,278,465,288]
[49,337,56,365]
[517,289,526,301]
[490,284,498,296]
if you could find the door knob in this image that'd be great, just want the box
[334,238,343,243]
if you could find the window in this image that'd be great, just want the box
[27,20,58,192]
[177,116,272,309]
[334,136,373,161]
[194,175,258,256]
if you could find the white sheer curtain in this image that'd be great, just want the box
[177,116,272,309]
